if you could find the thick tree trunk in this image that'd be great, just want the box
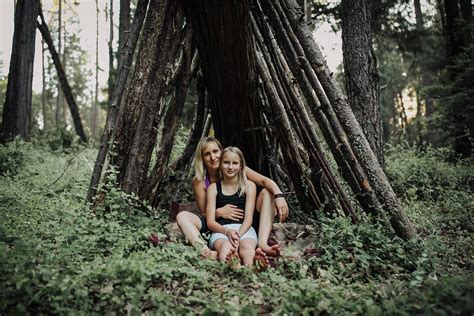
[118,0,131,68]
[113,0,182,194]
[37,9,87,142]
[276,0,415,239]
[184,0,267,173]
[341,0,383,167]
[142,30,195,205]
[87,0,149,203]
[1,0,39,143]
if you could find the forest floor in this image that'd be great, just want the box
[0,138,473,314]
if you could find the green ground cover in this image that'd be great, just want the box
[0,140,473,314]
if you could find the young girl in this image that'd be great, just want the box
[206,147,258,266]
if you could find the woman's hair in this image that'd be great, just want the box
[193,137,223,182]
[220,146,248,196]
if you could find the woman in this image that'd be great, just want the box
[176,137,289,259]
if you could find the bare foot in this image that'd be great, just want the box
[201,247,218,260]
[226,248,241,269]
[259,244,281,257]
[253,248,270,272]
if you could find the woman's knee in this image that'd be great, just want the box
[256,189,272,212]
[176,211,199,227]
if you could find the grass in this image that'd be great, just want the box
[0,139,473,314]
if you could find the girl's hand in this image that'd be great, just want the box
[216,204,244,221]
[225,229,240,248]
[275,197,289,222]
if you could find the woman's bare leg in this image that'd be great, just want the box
[239,239,257,266]
[256,189,281,257]
[176,211,217,259]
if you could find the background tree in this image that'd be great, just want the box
[1,0,39,143]
[341,0,383,165]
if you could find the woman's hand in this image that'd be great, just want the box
[225,229,240,248]
[216,204,244,221]
[275,197,289,222]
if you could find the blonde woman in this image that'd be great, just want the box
[176,137,289,259]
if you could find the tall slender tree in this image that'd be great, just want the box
[118,0,131,68]
[1,0,39,143]
[341,0,383,166]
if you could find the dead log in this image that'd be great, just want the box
[37,8,87,142]
[259,0,382,218]
[273,0,415,239]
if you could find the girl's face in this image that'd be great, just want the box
[220,151,241,178]
[202,142,221,170]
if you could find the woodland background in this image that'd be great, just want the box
[0,0,473,314]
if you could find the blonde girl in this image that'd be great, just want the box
[206,147,257,265]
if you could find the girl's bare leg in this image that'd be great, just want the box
[176,211,217,259]
[256,189,281,257]
[213,239,235,263]
[239,239,257,266]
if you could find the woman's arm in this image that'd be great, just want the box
[237,181,256,236]
[193,177,244,221]
[244,166,289,222]
[192,177,207,216]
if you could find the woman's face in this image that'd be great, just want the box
[220,151,241,178]
[202,142,221,171]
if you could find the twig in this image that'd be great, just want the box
[49,147,87,187]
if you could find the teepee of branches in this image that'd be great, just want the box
[87,0,415,240]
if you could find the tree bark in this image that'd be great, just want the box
[118,0,131,68]
[1,0,39,143]
[184,0,267,173]
[113,0,182,194]
[275,0,415,239]
[87,0,149,203]
[37,9,87,142]
[108,0,115,102]
[341,0,383,167]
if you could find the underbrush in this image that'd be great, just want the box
[0,141,472,314]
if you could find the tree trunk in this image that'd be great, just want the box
[92,0,100,139]
[341,0,384,167]
[1,0,39,143]
[87,0,149,203]
[184,0,267,173]
[118,0,131,68]
[108,0,115,102]
[55,0,63,127]
[42,38,48,130]
[37,9,87,142]
[113,0,182,194]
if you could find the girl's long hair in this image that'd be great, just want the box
[220,147,248,196]
[193,137,223,182]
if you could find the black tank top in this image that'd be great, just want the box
[216,181,246,225]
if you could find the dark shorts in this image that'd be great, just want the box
[199,212,261,234]
[199,215,209,234]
